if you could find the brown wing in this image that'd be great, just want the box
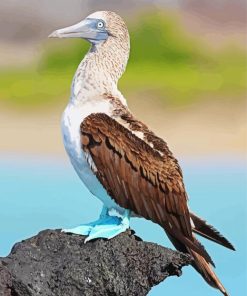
[81,113,212,262]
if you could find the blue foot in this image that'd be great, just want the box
[62,207,130,242]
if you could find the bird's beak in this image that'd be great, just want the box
[48,19,108,42]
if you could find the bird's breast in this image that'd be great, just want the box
[61,99,112,159]
[61,104,83,162]
[60,100,124,212]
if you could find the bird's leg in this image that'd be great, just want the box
[62,207,131,242]
[62,206,109,236]
[85,209,130,242]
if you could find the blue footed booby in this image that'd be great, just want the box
[49,11,234,295]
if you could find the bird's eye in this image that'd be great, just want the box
[97,21,105,29]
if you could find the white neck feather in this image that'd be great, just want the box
[70,37,130,106]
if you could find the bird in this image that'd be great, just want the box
[49,11,235,296]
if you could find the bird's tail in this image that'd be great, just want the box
[167,233,230,296]
[189,246,229,296]
[190,212,235,251]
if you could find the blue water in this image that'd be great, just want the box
[0,154,246,296]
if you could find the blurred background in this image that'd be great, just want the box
[0,1,246,295]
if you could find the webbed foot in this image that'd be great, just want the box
[62,207,130,242]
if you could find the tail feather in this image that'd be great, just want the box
[167,220,215,266]
[167,233,230,296]
[190,248,229,296]
[190,212,235,251]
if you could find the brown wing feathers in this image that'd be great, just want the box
[81,113,213,263]
[80,112,235,295]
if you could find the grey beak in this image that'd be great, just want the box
[48,19,108,42]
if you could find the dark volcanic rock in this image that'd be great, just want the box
[0,229,191,296]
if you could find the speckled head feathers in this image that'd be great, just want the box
[87,11,129,44]
[51,11,131,102]
[71,11,131,96]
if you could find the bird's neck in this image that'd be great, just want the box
[70,39,129,105]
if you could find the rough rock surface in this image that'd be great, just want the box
[0,229,191,296]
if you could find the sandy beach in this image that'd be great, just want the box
[0,97,246,159]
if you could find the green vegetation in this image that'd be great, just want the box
[0,12,246,108]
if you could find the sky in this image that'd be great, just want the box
[0,0,245,43]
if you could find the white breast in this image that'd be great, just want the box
[61,99,124,213]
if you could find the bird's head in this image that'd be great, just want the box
[49,11,129,47]
[49,11,130,86]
